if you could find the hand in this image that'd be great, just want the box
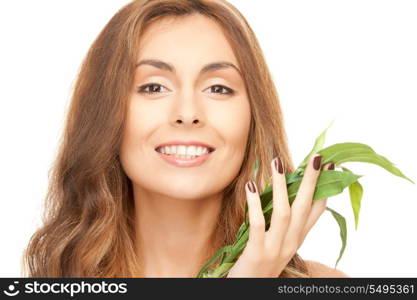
[226,154,334,277]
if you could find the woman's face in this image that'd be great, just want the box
[120,14,251,200]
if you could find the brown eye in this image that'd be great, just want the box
[137,83,234,95]
[209,85,234,95]
[137,83,167,94]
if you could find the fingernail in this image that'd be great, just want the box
[329,162,335,170]
[247,181,257,193]
[313,155,322,171]
[274,157,284,174]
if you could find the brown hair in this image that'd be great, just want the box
[22,0,310,277]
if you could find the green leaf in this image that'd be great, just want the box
[229,228,249,259]
[196,245,233,278]
[244,201,249,225]
[342,166,363,230]
[235,222,248,242]
[212,262,234,278]
[262,165,303,191]
[263,179,272,191]
[258,170,361,226]
[315,142,415,184]
[286,172,304,185]
[326,206,347,268]
[295,119,335,174]
[286,170,362,204]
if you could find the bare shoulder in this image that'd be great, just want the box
[304,260,349,278]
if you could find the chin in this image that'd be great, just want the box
[172,184,208,197]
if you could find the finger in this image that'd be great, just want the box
[245,180,265,248]
[299,162,335,244]
[266,157,290,250]
[283,154,323,248]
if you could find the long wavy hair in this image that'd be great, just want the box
[22,0,310,277]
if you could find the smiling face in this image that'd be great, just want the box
[119,14,251,200]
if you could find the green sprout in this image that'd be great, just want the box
[196,120,414,278]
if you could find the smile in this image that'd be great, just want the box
[155,149,214,167]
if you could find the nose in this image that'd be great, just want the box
[174,117,201,127]
[170,92,205,128]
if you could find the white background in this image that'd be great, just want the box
[0,0,416,277]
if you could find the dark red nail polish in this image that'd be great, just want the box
[274,157,284,174]
[329,162,335,170]
[247,181,256,193]
[313,155,322,171]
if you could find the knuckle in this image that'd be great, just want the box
[301,208,311,219]
[281,245,297,259]
[251,220,265,230]
[249,256,262,265]
[246,249,263,264]
[293,197,310,209]
[305,176,318,187]
[250,217,265,229]
[283,249,296,261]
[277,210,291,222]
[266,251,280,262]
[295,202,312,215]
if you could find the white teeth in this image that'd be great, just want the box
[178,145,187,155]
[157,145,212,156]
[186,145,197,156]
[161,147,169,154]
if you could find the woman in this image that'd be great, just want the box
[23,0,347,278]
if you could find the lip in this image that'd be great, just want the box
[155,140,216,152]
[156,150,214,168]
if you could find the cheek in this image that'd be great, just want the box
[208,100,251,153]
[119,101,164,179]
[204,99,251,181]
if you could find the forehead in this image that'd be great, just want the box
[137,14,239,69]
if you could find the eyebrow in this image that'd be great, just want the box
[135,59,242,77]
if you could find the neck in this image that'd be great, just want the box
[134,185,222,277]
